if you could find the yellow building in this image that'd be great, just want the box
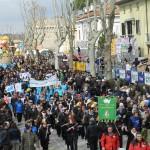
[116,0,150,57]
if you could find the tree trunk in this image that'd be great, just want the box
[69,47,73,70]
[104,37,112,80]
[69,40,74,70]
[55,46,59,70]
[89,43,96,77]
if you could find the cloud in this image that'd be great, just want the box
[0,0,52,33]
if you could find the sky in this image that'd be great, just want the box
[0,0,52,34]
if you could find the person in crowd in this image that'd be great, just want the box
[66,114,78,150]
[129,111,142,131]
[129,132,148,150]
[126,127,138,150]
[15,99,24,123]
[8,122,21,150]
[0,121,11,150]
[101,126,120,150]
[22,123,39,150]
[38,122,51,150]
[86,118,99,150]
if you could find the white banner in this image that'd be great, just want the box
[15,83,22,93]
[5,85,15,93]
[20,72,31,81]
[145,73,150,85]
[131,71,138,83]
[45,74,58,81]
[29,78,61,87]
[119,69,126,79]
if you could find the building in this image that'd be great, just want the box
[37,19,70,54]
[75,4,120,56]
[116,0,150,57]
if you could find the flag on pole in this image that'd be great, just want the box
[98,96,117,122]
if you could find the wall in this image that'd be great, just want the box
[119,0,150,57]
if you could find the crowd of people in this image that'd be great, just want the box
[0,55,150,150]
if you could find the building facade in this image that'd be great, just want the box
[116,0,150,57]
[75,5,120,56]
[38,19,70,54]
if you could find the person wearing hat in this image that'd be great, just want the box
[86,118,100,150]
[101,126,120,150]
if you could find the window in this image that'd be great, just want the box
[122,23,126,35]
[136,20,140,34]
[127,21,132,35]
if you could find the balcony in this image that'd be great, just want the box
[146,33,150,45]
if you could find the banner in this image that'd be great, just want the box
[98,96,117,121]
[145,73,150,85]
[131,71,138,83]
[115,68,120,78]
[45,74,58,81]
[119,69,126,79]
[30,78,61,87]
[111,38,116,56]
[15,83,22,93]
[125,70,131,83]
[138,72,145,84]
[73,61,86,72]
[20,72,31,81]
[5,85,15,93]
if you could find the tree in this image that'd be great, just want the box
[78,0,115,78]
[84,0,103,77]
[99,0,115,80]
[22,0,46,57]
[62,0,77,70]
[52,0,67,70]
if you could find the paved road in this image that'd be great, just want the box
[49,130,87,150]
[18,123,88,150]
[18,122,127,150]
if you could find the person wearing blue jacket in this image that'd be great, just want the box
[15,99,24,123]
[129,111,142,131]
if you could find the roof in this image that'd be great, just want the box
[77,5,120,21]
[115,0,136,5]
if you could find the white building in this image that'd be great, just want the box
[75,5,120,55]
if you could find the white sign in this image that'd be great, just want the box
[145,73,150,85]
[20,72,31,81]
[30,78,61,87]
[5,85,15,93]
[15,83,22,93]
[131,71,138,83]
[119,69,126,79]
[76,41,88,49]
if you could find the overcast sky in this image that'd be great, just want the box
[0,0,52,34]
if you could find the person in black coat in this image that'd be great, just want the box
[0,122,11,150]
[126,127,137,150]
[38,122,51,150]
[66,114,78,150]
[86,118,100,150]
[8,122,21,150]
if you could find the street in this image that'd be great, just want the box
[49,130,87,150]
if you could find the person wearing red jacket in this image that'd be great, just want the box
[129,133,148,150]
[100,126,120,150]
